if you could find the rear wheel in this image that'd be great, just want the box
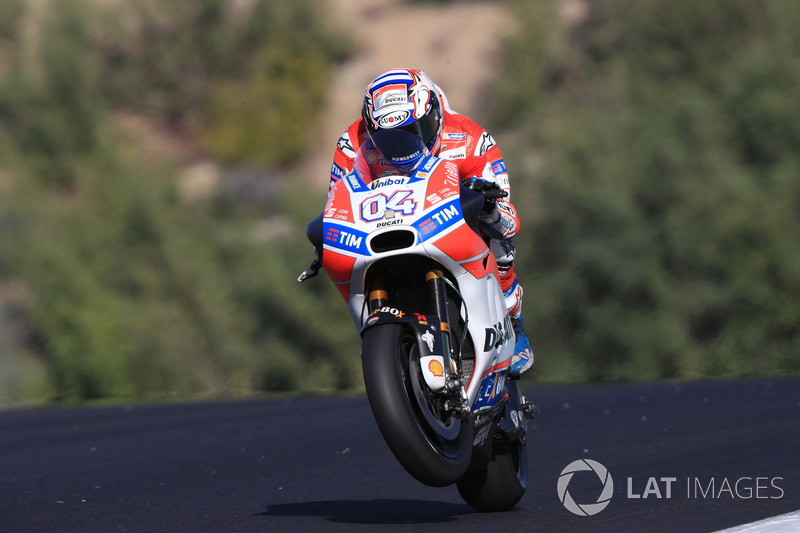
[362,324,472,487]
[456,384,528,511]
[456,432,527,511]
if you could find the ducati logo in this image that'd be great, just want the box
[483,323,505,351]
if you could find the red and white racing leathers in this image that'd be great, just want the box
[328,96,523,315]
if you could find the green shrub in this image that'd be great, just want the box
[492,0,800,382]
[0,0,357,403]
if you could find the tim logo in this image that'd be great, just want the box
[430,204,459,225]
[325,226,364,251]
[416,200,462,239]
[491,159,507,175]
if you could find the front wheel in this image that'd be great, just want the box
[362,324,472,487]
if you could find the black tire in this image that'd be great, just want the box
[456,404,528,511]
[362,324,472,487]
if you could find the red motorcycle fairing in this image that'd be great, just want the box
[320,153,503,301]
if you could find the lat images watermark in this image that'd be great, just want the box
[627,476,785,500]
[558,460,785,516]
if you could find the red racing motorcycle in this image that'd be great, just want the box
[300,132,535,511]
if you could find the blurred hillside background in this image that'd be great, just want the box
[0,0,798,405]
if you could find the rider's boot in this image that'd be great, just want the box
[504,279,534,378]
[489,239,534,378]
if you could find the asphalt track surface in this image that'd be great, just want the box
[2,378,798,533]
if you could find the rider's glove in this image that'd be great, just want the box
[464,177,507,219]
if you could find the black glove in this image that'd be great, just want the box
[465,177,508,214]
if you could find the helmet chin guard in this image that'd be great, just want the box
[369,129,429,169]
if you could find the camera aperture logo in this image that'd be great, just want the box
[558,459,614,516]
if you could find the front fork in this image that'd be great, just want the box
[367,270,470,417]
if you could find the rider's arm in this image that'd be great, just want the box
[329,120,364,191]
[459,146,520,240]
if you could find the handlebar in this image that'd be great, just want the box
[483,189,509,200]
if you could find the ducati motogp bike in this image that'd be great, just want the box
[299,133,535,511]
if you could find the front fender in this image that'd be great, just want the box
[361,308,449,393]
[361,306,437,341]
[361,308,444,358]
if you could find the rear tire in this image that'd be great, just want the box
[362,324,472,487]
[456,384,528,512]
[456,432,527,511]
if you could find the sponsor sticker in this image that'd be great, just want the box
[323,224,369,255]
[378,110,410,128]
[372,84,408,110]
[346,173,367,192]
[428,358,443,376]
[420,355,445,391]
[426,193,443,204]
[413,199,462,239]
[491,159,507,175]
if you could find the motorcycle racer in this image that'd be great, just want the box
[329,68,533,377]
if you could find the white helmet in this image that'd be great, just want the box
[361,68,443,166]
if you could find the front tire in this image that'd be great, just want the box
[362,324,472,487]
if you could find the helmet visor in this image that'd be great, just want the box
[370,129,428,168]
[396,94,441,150]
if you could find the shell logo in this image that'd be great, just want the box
[428,359,444,377]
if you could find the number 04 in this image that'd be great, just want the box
[360,190,417,222]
